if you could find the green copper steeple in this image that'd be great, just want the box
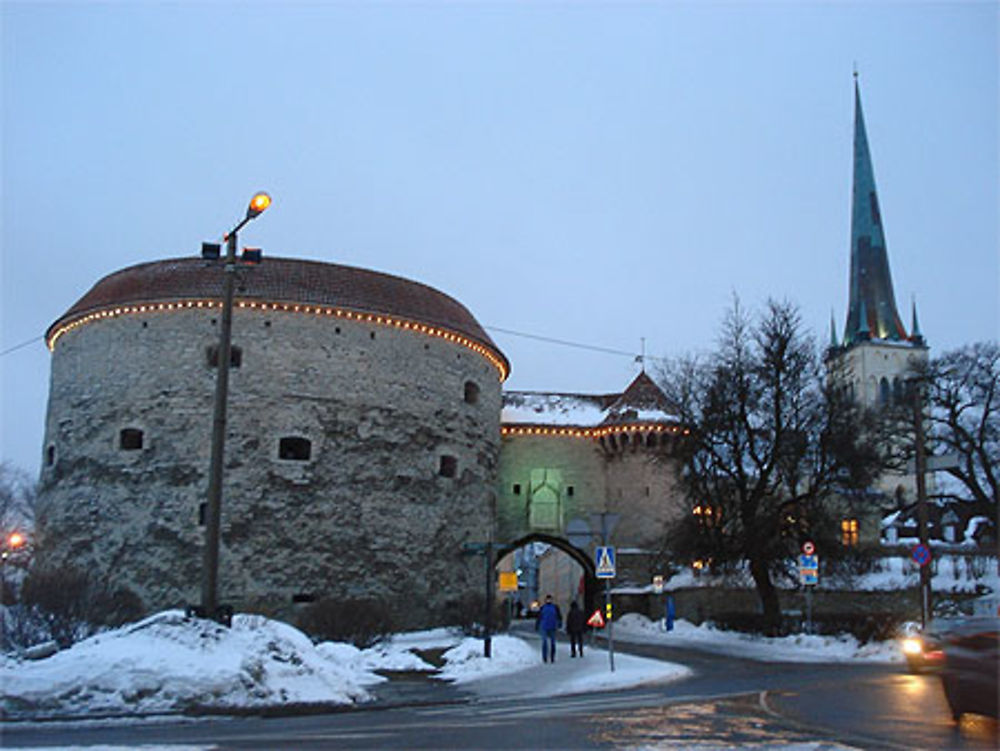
[844,77,908,346]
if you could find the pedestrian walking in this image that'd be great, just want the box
[566,600,586,657]
[536,594,562,663]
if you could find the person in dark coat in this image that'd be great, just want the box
[535,594,562,663]
[566,600,587,657]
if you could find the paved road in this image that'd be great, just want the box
[3,635,997,749]
[606,638,998,750]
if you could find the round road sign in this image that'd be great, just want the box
[802,541,815,556]
[912,543,932,567]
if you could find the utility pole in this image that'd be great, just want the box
[913,380,932,627]
[484,492,496,658]
[201,192,271,620]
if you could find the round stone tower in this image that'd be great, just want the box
[37,257,508,630]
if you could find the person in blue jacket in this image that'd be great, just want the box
[535,594,562,663]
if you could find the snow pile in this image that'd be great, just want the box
[614,614,901,663]
[1,610,385,718]
[437,634,538,683]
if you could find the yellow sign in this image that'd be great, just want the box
[498,571,519,592]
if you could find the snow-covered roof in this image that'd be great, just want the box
[502,372,679,429]
[501,392,610,426]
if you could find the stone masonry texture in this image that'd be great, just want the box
[37,263,504,632]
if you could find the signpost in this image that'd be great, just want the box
[590,512,620,673]
[912,543,932,567]
[595,546,616,578]
[799,541,819,634]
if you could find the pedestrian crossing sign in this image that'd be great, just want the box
[595,545,616,578]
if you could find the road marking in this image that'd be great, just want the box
[758,690,920,751]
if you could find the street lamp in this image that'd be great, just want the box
[201,191,271,620]
[2,531,26,649]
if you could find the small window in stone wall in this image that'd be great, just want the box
[439,455,457,478]
[567,486,575,497]
[464,380,480,405]
[198,503,207,526]
[206,345,243,368]
[120,428,144,451]
[513,483,521,496]
[279,437,312,462]
[45,445,55,467]
[292,593,316,604]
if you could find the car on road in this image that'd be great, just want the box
[935,615,999,721]
[898,621,945,674]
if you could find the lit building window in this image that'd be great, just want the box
[693,504,719,529]
[841,518,859,547]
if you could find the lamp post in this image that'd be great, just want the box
[201,192,271,619]
[2,532,26,648]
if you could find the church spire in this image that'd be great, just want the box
[844,76,908,346]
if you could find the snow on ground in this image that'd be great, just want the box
[1,610,382,719]
[2,608,906,725]
[614,614,902,663]
[652,555,998,594]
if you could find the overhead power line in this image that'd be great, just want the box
[484,325,667,365]
[0,336,43,357]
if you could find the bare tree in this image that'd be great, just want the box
[0,461,36,538]
[657,298,884,629]
[925,342,999,516]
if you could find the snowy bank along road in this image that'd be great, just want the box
[2,612,997,749]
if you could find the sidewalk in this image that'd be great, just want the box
[459,634,691,700]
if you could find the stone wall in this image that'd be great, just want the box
[496,431,687,590]
[37,305,502,630]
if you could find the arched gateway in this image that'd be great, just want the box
[495,532,598,616]
[496,372,690,590]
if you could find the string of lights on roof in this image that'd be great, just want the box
[46,298,510,381]
[501,424,689,439]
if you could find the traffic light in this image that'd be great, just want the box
[241,247,263,264]
[201,242,221,260]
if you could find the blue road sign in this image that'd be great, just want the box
[798,553,819,586]
[595,546,616,578]
[912,543,932,567]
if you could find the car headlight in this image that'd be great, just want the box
[901,637,924,655]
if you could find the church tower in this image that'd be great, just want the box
[828,76,928,409]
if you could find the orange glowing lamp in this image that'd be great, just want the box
[246,191,272,219]
[8,532,24,548]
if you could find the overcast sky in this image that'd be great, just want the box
[2,1,997,476]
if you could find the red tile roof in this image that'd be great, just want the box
[48,257,507,372]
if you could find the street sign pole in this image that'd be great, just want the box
[605,577,614,672]
[913,383,933,628]
[799,544,819,634]
[805,586,813,635]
